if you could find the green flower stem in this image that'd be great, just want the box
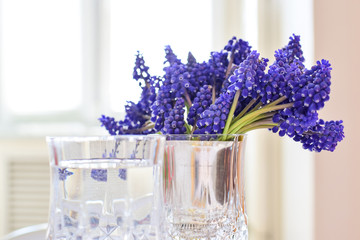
[247,101,263,114]
[230,110,271,135]
[228,102,293,134]
[222,90,241,137]
[184,89,192,106]
[125,123,155,133]
[241,113,275,129]
[212,83,216,104]
[182,98,192,134]
[184,122,192,134]
[235,96,286,127]
[229,96,289,132]
[191,124,197,134]
[231,97,259,124]
[266,95,287,108]
[228,119,249,135]
[142,115,151,120]
[230,116,274,135]
[184,99,190,114]
[225,50,235,79]
[237,122,278,134]
[253,112,275,122]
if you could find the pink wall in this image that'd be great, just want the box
[314,1,360,239]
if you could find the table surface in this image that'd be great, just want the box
[1,224,47,240]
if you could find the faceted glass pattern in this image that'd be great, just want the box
[46,135,165,240]
[163,134,248,240]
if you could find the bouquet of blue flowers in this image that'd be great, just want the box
[100,34,344,152]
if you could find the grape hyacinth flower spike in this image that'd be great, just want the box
[99,34,344,152]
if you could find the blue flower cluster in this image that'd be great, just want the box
[208,51,229,94]
[262,52,304,102]
[133,51,150,85]
[150,47,210,133]
[271,46,333,136]
[224,36,252,65]
[151,88,172,132]
[151,45,237,134]
[280,34,305,63]
[266,36,344,152]
[227,51,268,99]
[194,91,233,134]
[100,52,158,135]
[187,85,213,126]
[99,115,121,135]
[164,45,181,65]
[293,119,344,152]
[163,98,187,134]
[99,34,344,152]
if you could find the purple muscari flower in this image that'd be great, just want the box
[187,85,213,126]
[187,52,197,66]
[137,86,157,116]
[118,169,127,180]
[122,96,156,134]
[294,119,345,152]
[293,59,332,112]
[224,36,252,65]
[162,51,211,102]
[261,34,306,103]
[124,101,147,124]
[279,34,305,64]
[164,45,181,65]
[133,51,151,86]
[162,98,187,134]
[99,53,159,135]
[272,59,332,137]
[262,52,304,103]
[125,54,158,130]
[194,91,234,134]
[99,115,123,135]
[91,169,107,182]
[163,62,192,98]
[151,87,172,132]
[152,47,211,133]
[209,51,229,95]
[227,51,269,99]
[162,48,194,99]
[186,54,212,99]
[58,168,73,181]
[101,100,153,135]
[272,110,319,137]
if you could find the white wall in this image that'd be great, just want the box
[0,138,49,236]
[314,1,360,240]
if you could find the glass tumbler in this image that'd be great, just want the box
[163,134,247,240]
[46,135,165,240]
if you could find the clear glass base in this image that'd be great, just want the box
[165,212,248,240]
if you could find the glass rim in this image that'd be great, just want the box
[164,134,246,137]
[46,134,165,143]
[165,133,246,141]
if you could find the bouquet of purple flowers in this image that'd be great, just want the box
[100,34,344,152]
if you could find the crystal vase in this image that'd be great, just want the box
[163,134,247,240]
[46,135,165,240]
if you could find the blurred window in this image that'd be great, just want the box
[0,0,212,136]
[1,0,82,115]
[109,0,212,111]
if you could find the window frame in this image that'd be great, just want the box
[0,0,112,137]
